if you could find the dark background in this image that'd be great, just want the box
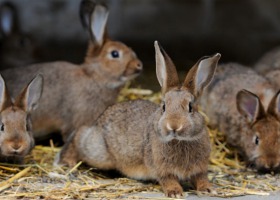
[1,0,280,90]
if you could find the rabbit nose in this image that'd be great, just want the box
[166,123,183,133]
[135,61,142,71]
[11,144,22,152]
[132,60,143,73]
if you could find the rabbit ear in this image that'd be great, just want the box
[15,74,43,112]
[0,2,18,36]
[154,41,179,94]
[80,0,109,47]
[236,89,266,124]
[0,74,12,111]
[267,90,280,121]
[80,0,95,30]
[183,53,220,97]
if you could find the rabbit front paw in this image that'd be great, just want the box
[165,186,184,198]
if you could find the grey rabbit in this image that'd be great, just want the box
[0,2,39,69]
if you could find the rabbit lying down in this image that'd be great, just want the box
[0,0,142,142]
[57,41,221,198]
[0,74,43,164]
[201,63,280,173]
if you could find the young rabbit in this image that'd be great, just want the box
[0,2,39,69]
[254,47,280,89]
[0,0,142,141]
[200,63,280,173]
[0,74,43,164]
[58,41,220,198]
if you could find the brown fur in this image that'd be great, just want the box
[0,1,142,141]
[0,74,43,164]
[58,42,220,198]
[201,63,280,173]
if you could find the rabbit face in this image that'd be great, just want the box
[94,41,142,82]
[237,89,280,173]
[0,107,34,158]
[158,88,204,143]
[246,117,280,173]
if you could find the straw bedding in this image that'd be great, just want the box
[0,86,279,199]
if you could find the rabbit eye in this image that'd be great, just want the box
[255,136,259,145]
[189,102,193,113]
[0,124,4,131]
[162,103,165,112]
[111,50,119,58]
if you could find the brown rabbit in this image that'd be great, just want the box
[0,2,39,69]
[255,47,280,89]
[200,63,280,173]
[57,41,220,198]
[0,0,142,141]
[0,74,43,164]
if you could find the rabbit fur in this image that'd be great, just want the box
[0,74,43,164]
[57,41,220,198]
[200,63,280,173]
[0,0,142,141]
[255,47,280,90]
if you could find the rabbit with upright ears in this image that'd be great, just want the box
[0,2,39,69]
[1,0,142,141]
[0,74,43,164]
[254,47,280,89]
[200,63,280,173]
[57,41,220,198]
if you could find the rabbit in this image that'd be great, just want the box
[0,2,39,69]
[0,0,142,142]
[57,41,221,198]
[254,47,280,89]
[0,74,43,164]
[255,47,280,74]
[200,63,280,173]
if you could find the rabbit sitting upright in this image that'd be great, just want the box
[0,74,43,164]
[0,2,39,69]
[57,41,221,198]
[200,63,280,173]
[1,0,142,141]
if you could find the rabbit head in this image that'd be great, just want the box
[236,89,280,173]
[81,0,142,86]
[0,74,43,163]
[154,41,220,143]
[0,2,38,69]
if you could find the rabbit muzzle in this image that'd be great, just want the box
[255,156,280,174]
[122,59,143,78]
[1,137,31,157]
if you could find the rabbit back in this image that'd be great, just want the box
[76,99,159,179]
[201,63,276,146]
[1,61,119,139]
[255,47,280,74]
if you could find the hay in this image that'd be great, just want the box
[0,86,279,199]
